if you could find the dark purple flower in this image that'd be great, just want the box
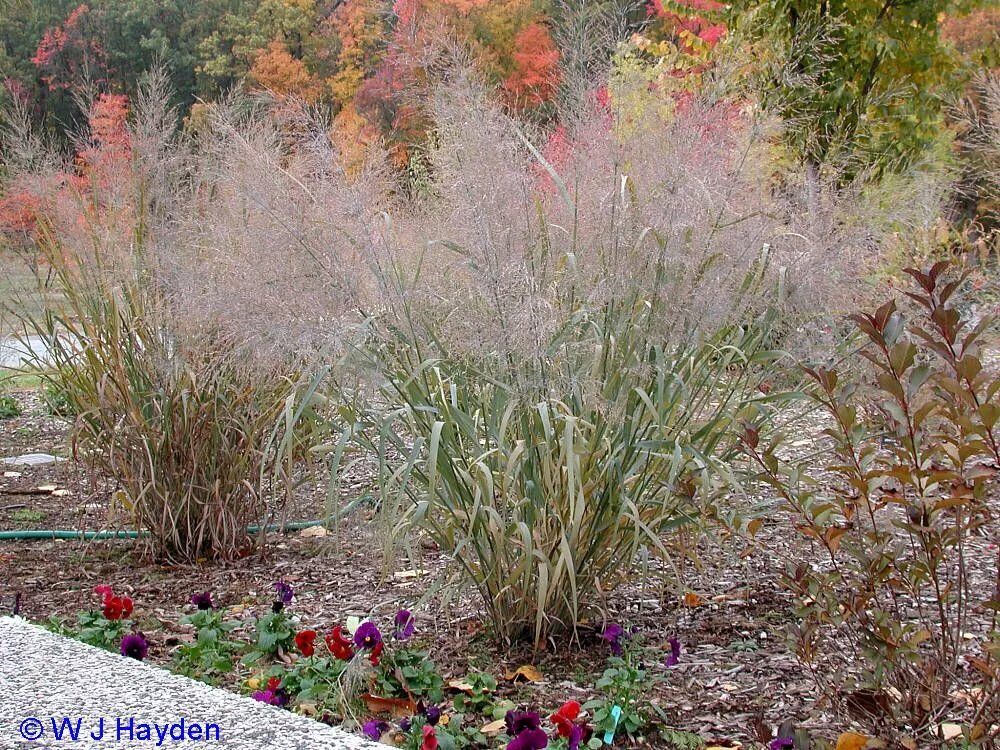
[252,690,284,706]
[507,728,548,750]
[601,623,625,656]
[191,591,214,610]
[399,718,412,733]
[362,720,390,740]
[393,609,415,640]
[567,725,585,750]
[120,632,148,661]
[353,621,382,650]
[665,636,681,667]
[273,580,293,604]
[504,710,542,736]
[769,737,795,750]
[422,704,441,726]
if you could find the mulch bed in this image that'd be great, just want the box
[2,388,995,748]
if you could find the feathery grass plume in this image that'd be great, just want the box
[4,75,322,562]
[324,68,890,644]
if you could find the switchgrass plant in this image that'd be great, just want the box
[323,75,825,644]
[3,75,316,562]
[21,226,308,562]
[337,274,784,644]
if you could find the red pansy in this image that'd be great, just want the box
[295,630,317,657]
[551,700,581,737]
[325,625,354,660]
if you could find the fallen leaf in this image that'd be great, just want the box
[37,484,57,492]
[447,678,475,693]
[967,655,997,679]
[937,724,962,742]
[361,694,417,718]
[835,732,870,750]
[3,471,22,478]
[682,591,706,607]
[504,665,543,683]
[298,525,328,538]
[392,569,425,581]
[52,489,71,497]
[480,719,506,735]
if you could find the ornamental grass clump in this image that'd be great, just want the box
[25,243,305,561]
[5,76,316,563]
[330,75,839,645]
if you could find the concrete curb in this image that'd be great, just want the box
[0,617,381,749]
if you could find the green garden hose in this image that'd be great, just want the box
[0,520,325,541]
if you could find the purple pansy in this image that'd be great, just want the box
[769,737,795,750]
[665,636,681,667]
[504,710,542,736]
[601,623,625,656]
[273,580,293,604]
[353,621,382,650]
[251,690,285,706]
[420,703,441,726]
[567,725,585,750]
[191,591,214,610]
[120,632,148,660]
[393,609,415,640]
[507,728,548,750]
[362,720,390,740]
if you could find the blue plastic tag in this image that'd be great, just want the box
[602,704,622,745]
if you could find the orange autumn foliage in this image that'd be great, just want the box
[249,40,322,103]
[503,22,561,110]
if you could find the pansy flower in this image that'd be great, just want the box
[769,737,795,750]
[507,729,548,750]
[96,586,133,621]
[120,632,148,661]
[417,702,441,726]
[550,701,580,738]
[191,591,214,610]
[567,724,586,750]
[325,626,354,660]
[505,710,542,736]
[369,641,384,666]
[353,621,382,650]
[421,724,438,750]
[295,630,317,657]
[362,720,389,740]
[664,636,681,667]
[252,677,288,706]
[273,580,293,604]
[393,609,415,640]
[252,689,285,706]
[601,623,625,655]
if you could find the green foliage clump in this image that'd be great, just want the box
[727,0,983,176]
[0,392,21,419]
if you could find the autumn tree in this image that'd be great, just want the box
[503,21,561,110]
[249,39,322,101]
[726,0,988,176]
[31,4,108,91]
